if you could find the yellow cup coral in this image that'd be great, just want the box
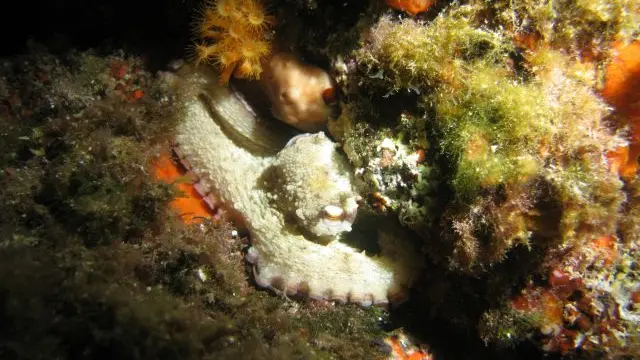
[194,0,274,84]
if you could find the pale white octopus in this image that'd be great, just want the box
[171,65,422,306]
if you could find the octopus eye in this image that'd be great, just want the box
[323,205,344,220]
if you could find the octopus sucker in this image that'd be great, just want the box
[172,65,422,306]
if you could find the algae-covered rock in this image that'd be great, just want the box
[334,5,628,274]
[0,46,389,360]
[320,1,639,356]
[2,0,639,358]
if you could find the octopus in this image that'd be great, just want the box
[170,65,422,306]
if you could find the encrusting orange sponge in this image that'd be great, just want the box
[153,153,214,224]
[194,0,274,84]
[602,41,640,179]
[385,0,435,16]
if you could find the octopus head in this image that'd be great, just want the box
[269,132,361,238]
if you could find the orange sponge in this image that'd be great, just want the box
[153,153,214,224]
[385,0,435,16]
[602,41,640,179]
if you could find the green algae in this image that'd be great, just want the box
[338,4,628,273]
[315,1,640,355]
[357,8,513,94]
[483,0,640,52]
[477,307,542,348]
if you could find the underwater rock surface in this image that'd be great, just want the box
[2,0,639,358]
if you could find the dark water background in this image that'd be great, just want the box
[1,0,196,66]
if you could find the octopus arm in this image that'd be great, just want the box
[174,68,420,306]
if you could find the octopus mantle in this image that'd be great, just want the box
[173,68,421,306]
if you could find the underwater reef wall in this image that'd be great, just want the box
[332,6,627,273]
[320,0,639,356]
[1,0,639,358]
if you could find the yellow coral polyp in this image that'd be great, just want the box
[219,51,240,66]
[241,40,269,58]
[194,44,217,61]
[247,13,267,27]
[194,0,273,84]
[216,0,239,18]
[236,59,263,79]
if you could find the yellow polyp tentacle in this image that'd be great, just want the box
[207,16,233,30]
[240,0,267,21]
[235,60,253,78]
[256,39,270,53]
[201,30,224,40]
[227,23,248,39]
[235,58,262,79]
[250,57,264,77]
[194,44,218,64]
[240,39,270,59]
[245,9,264,26]
[215,0,235,17]
[247,13,275,31]
[219,63,237,84]
[239,42,256,58]
[218,51,241,67]
[202,11,219,27]
[262,14,276,27]
[194,0,273,82]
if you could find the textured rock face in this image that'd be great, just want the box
[173,67,422,306]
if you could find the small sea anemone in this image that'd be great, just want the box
[194,0,274,84]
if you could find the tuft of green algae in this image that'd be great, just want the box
[333,4,628,273]
[483,0,640,53]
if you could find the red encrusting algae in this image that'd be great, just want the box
[509,267,624,354]
[602,41,640,179]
